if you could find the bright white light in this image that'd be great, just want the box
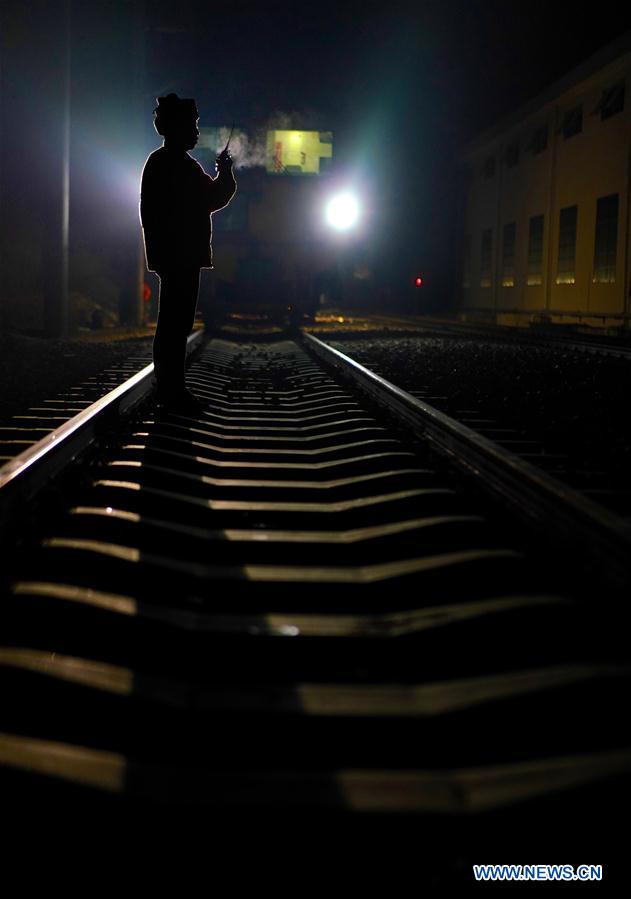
[325,193,359,231]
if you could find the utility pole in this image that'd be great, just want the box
[133,0,147,327]
[43,0,71,337]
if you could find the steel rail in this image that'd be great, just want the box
[0,329,205,540]
[302,332,631,592]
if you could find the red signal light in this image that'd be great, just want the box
[415,276,423,287]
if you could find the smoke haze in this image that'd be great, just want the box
[214,126,267,169]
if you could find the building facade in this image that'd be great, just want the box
[457,34,631,330]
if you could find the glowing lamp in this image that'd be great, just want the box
[325,193,359,231]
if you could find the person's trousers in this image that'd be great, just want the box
[153,267,200,398]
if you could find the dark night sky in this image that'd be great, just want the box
[146,1,630,137]
[144,1,631,154]
[142,0,631,292]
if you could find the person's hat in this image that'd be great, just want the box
[153,93,199,135]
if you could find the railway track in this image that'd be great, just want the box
[0,328,629,870]
[320,327,631,520]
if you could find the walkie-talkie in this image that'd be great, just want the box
[216,123,235,173]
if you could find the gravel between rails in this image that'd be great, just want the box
[327,335,631,493]
[0,331,154,427]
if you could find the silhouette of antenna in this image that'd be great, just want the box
[224,124,235,153]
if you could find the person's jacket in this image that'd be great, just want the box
[140,146,236,273]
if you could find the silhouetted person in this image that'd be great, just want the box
[140,93,236,411]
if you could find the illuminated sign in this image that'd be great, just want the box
[266,131,333,175]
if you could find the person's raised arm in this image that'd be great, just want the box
[205,148,236,213]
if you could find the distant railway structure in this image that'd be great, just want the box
[457,32,631,333]
[195,127,370,325]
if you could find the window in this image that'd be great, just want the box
[506,142,519,167]
[480,229,493,288]
[562,105,582,139]
[593,194,618,283]
[483,156,496,179]
[556,205,577,284]
[501,223,516,287]
[598,82,625,121]
[462,234,472,289]
[527,215,544,286]
[531,125,548,155]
